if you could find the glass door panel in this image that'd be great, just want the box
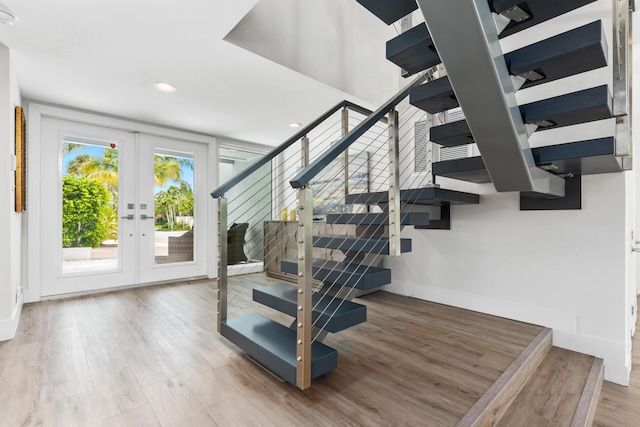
[40,117,208,297]
[153,151,195,265]
[61,136,120,274]
[137,134,207,284]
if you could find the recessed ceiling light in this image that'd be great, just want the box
[153,81,176,93]
[0,3,17,26]
[289,122,301,128]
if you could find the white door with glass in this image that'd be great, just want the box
[40,117,207,297]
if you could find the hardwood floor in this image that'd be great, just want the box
[0,274,634,426]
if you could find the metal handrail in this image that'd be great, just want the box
[210,100,382,198]
[289,73,426,189]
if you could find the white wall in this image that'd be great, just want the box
[0,44,23,340]
[383,0,635,385]
[224,0,400,106]
[385,173,631,384]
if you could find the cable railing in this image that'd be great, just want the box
[212,101,388,325]
[213,66,451,389]
[300,102,438,344]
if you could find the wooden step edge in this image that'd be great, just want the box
[455,327,553,427]
[570,357,604,427]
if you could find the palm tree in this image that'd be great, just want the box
[153,155,184,188]
[66,150,191,189]
[79,148,119,188]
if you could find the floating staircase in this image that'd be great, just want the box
[213,0,628,400]
[220,313,338,384]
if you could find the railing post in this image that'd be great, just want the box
[217,197,228,332]
[342,107,350,199]
[388,110,401,257]
[301,136,309,168]
[612,0,633,169]
[296,186,313,390]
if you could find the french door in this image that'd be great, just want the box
[40,117,208,297]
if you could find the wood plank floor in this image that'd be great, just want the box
[497,347,594,426]
[0,273,632,426]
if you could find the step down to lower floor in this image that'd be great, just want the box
[313,235,411,254]
[325,212,429,226]
[457,328,553,425]
[220,313,338,385]
[496,348,603,426]
[253,283,367,333]
[281,259,391,290]
[345,187,480,206]
[433,137,621,183]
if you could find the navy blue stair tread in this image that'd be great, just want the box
[433,157,492,184]
[411,21,608,116]
[325,212,429,226]
[355,0,417,25]
[429,86,612,145]
[345,187,480,205]
[506,20,607,89]
[490,0,597,38]
[386,23,440,76]
[430,120,473,148]
[281,259,391,289]
[522,85,612,130]
[432,137,620,183]
[220,313,337,385]
[410,77,457,114]
[252,283,367,333]
[313,235,412,254]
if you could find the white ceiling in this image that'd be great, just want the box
[0,0,637,148]
[0,0,384,146]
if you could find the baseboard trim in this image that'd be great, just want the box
[385,281,577,333]
[0,298,23,341]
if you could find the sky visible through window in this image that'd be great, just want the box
[62,141,194,190]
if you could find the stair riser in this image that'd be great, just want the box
[455,328,553,426]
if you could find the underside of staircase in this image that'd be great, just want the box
[211,0,627,419]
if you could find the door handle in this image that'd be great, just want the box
[140,214,154,220]
[121,214,134,220]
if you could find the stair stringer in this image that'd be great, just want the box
[415,0,565,197]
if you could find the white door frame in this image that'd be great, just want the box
[26,103,217,302]
[137,134,208,283]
